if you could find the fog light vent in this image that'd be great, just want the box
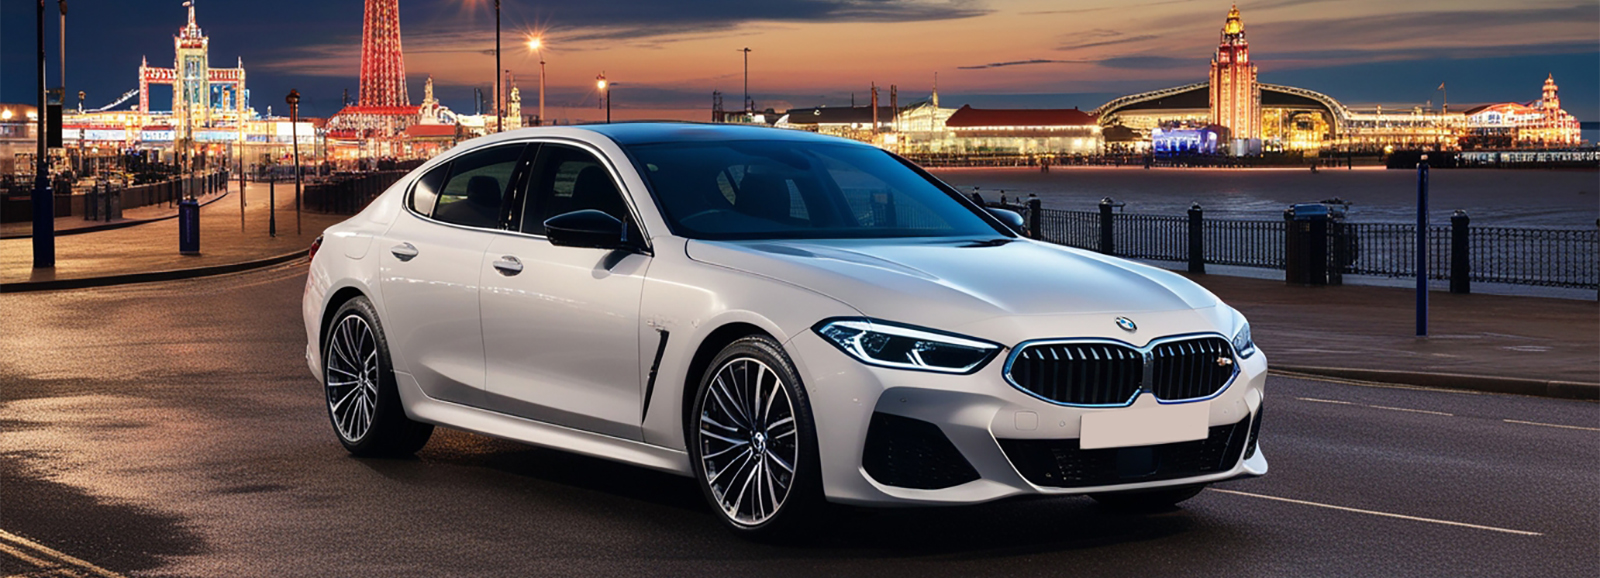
[862,412,980,490]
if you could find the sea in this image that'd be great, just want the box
[930,166,1598,299]
[930,166,1599,229]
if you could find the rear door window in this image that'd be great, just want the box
[429,144,528,229]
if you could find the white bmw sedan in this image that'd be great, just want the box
[303,123,1267,536]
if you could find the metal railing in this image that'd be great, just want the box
[304,171,408,215]
[990,197,1598,292]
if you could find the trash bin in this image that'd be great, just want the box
[107,189,123,221]
[178,198,200,255]
[1284,203,1331,285]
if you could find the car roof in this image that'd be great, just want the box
[530,121,863,147]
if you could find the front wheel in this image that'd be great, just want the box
[1090,484,1207,512]
[689,336,823,538]
[323,296,433,456]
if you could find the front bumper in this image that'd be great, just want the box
[787,328,1268,507]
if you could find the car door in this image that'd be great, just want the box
[480,142,650,440]
[378,143,531,409]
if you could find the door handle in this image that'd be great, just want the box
[492,255,524,276]
[390,242,419,261]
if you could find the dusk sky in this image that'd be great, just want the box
[3,0,1596,122]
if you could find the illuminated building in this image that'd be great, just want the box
[137,3,248,135]
[941,106,1102,155]
[1208,6,1260,146]
[1093,7,1586,153]
[53,4,318,171]
[776,106,898,142]
[1461,75,1582,148]
[328,0,426,157]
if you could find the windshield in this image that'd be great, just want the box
[625,140,1006,240]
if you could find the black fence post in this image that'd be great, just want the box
[1284,207,1301,285]
[1098,197,1116,255]
[1450,210,1471,294]
[1027,197,1042,241]
[1187,203,1205,274]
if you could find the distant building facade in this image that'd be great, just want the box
[1461,75,1582,148]
[941,106,1102,155]
[1209,6,1260,146]
[1093,6,1586,154]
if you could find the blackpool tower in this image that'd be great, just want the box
[359,0,409,107]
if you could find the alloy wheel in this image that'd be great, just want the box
[325,314,380,443]
[697,357,799,527]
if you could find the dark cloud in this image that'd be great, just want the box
[494,0,988,41]
[1058,34,1159,51]
[956,58,1090,70]
[1238,4,1599,49]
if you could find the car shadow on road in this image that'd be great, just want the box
[351,429,1207,559]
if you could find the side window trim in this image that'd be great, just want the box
[517,139,651,251]
[408,161,453,219]
[404,142,528,231]
[500,143,542,232]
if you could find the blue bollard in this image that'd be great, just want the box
[179,198,200,255]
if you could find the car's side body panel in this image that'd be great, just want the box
[480,234,652,440]
[635,236,860,450]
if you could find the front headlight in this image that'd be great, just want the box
[814,318,1001,374]
[1232,321,1257,359]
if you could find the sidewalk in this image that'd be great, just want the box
[0,189,229,239]
[1184,272,1599,390]
[1,181,345,288]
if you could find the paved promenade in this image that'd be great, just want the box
[1,181,343,286]
[0,189,227,239]
[1187,272,1598,387]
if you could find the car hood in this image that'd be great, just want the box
[684,237,1219,331]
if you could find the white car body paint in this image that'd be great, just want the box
[304,123,1268,506]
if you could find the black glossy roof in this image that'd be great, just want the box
[581,122,857,146]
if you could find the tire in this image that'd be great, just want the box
[688,336,824,538]
[323,296,433,457]
[1090,484,1207,512]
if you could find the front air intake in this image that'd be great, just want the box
[998,415,1251,488]
[862,412,980,490]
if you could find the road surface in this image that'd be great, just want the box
[2,263,1595,576]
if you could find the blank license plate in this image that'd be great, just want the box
[1080,403,1209,450]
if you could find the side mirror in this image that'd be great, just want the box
[544,209,626,249]
[985,207,1026,233]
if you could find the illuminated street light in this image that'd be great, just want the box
[527,36,546,125]
[596,73,609,123]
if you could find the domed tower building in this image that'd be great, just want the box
[1208,6,1261,151]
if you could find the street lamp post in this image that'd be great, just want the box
[287,89,302,235]
[740,47,751,113]
[527,37,545,126]
[32,0,54,269]
[597,74,609,123]
[494,0,502,132]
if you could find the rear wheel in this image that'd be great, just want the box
[323,297,433,456]
[1090,484,1207,512]
[689,336,823,538]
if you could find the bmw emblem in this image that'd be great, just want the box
[1114,317,1137,332]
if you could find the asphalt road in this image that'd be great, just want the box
[3,263,1596,577]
